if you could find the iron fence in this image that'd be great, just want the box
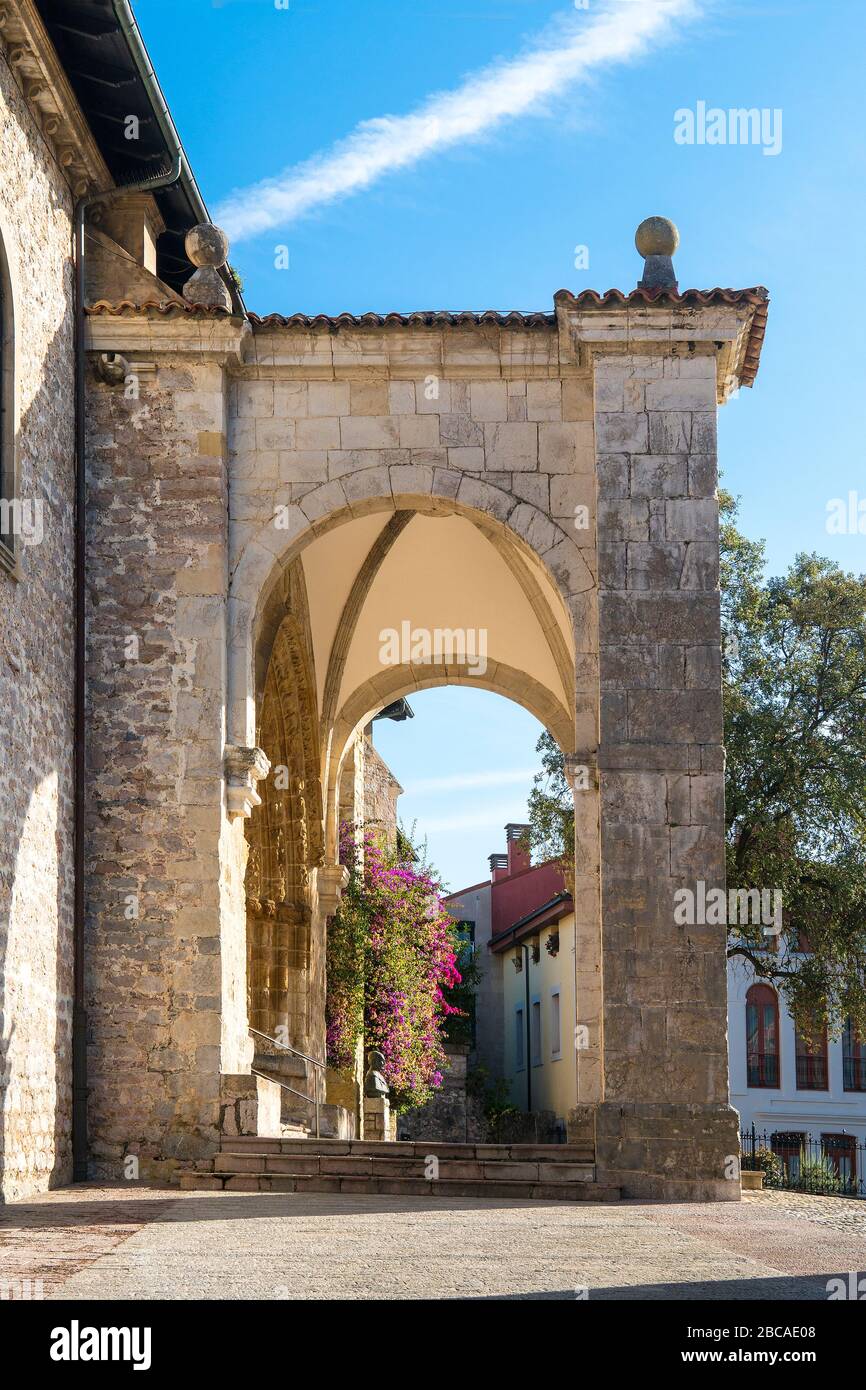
[741,1126,866,1198]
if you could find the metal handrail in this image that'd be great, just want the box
[249,1028,326,1137]
[249,1027,326,1072]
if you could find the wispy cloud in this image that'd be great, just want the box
[407,769,537,795]
[216,0,699,242]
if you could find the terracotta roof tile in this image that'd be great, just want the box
[553,286,768,308]
[248,308,555,328]
[87,299,234,317]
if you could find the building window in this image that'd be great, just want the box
[515,1007,524,1071]
[550,988,561,1059]
[0,226,15,569]
[771,1131,806,1183]
[746,984,780,1088]
[822,1134,857,1188]
[795,1020,828,1091]
[530,999,542,1067]
[843,1017,866,1092]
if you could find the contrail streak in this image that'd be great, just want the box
[216,0,698,242]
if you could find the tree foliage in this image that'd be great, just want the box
[526,729,574,887]
[720,491,866,1037]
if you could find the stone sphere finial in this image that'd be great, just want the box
[635,216,679,258]
[182,222,233,310]
[185,222,230,269]
[635,216,680,292]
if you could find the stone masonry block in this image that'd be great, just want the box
[562,378,593,421]
[340,416,399,450]
[526,381,562,420]
[484,422,538,471]
[665,498,718,542]
[350,381,390,416]
[470,381,508,421]
[309,382,350,416]
[598,500,649,542]
[630,455,687,498]
[595,412,649,453]
[296,417,340,450]
[648,412,691,453]
[388,381,416,414]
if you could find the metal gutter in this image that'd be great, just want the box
[110,0,209,225]
[109,0,243,313]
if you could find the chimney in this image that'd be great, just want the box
[488,853,508,883]
[505,823,531,877]
[94,193,166,274]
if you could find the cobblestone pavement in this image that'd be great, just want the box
[1,1185,864,1301]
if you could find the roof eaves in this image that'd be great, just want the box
[489,892,573,952]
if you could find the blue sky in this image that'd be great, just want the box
[137,0,864,889]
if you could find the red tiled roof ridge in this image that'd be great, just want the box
[85,287,769,385]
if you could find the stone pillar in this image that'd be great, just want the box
[557,221,758,1199]
[592,334,738,1197]
[85,297,254,1181]
[362,1096,393,1142]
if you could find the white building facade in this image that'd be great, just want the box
[728,956,866,1192]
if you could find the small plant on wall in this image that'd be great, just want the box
[326,823,463,1110]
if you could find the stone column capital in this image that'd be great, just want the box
[224,744,270,819]
[316,863,350,917]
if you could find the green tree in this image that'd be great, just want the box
[527,493,866,1038]
[526,729,574,887]
[720,491,866,1039]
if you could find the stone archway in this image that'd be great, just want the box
[244,558,325,1060]
[235,488,590,1137]
[79,256,765,1196]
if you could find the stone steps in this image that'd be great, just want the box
[218,1136,597,1161]
[213,1153,598,1181]
[178,1135,619,1202]
[179,1171,620,1201]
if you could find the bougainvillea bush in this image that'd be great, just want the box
[326,825,462,1110]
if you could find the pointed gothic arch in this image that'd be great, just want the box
[245,559,325,1051]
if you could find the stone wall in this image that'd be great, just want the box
[362,734,402,852]
[397,1046,485,1144]
[225,333,597,767]
[0,48,75,1201]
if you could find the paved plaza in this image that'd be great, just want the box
[1,1187,864,1301]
